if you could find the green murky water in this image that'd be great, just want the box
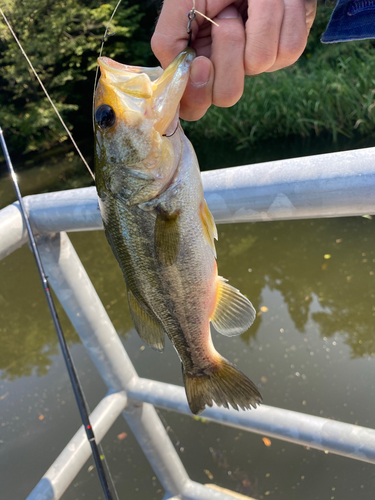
[1,143,375,499]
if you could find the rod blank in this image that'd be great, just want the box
[0,127,114,500]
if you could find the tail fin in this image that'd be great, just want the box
[183,358,262,415]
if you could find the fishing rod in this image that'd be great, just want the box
[0,127,114,500]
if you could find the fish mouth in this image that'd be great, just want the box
[97,59,158,99]
[97,48,196,134]
[98,58,164,81]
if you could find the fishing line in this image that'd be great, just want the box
[89,5,127,498]
[187,0,219,45]
[0,126,113,499]
[0,5,121,498]
[92,0,123,134]
[0,8,95,181]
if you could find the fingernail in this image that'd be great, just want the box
[190,57,211,87]
[217,6,240,19]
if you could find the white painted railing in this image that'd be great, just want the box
[1,148,375,500]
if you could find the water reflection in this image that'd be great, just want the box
[0,245,80,380]
[216,216,375,358]
[0,216,374,381]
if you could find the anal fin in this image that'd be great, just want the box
[128,290,165,352]
[211,276,256,337]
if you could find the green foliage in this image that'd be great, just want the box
[0,0,152,153]
[2,1,375,154]
[185,4,375,146]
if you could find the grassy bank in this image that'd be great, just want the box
[185,7,375,147]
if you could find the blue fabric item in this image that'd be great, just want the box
[322,0,375,43]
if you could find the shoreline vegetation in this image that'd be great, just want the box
[185,9,375,148]
[1,1,375,172]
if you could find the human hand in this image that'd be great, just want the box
[151,0,317,121]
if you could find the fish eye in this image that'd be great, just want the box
[95,104,116,129]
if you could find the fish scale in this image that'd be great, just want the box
[94,47,262,414]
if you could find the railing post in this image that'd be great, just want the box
[26,391,128,500]
[34,232,190,498]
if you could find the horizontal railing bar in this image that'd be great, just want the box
[27,391,128,500]
[26,377,375,500]
[24,387,268,500]
[27,388,238,500]
[181,481,246,500]
[128,378,375,465]
[1,145,375,259]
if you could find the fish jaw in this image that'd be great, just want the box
[151,48,195,134]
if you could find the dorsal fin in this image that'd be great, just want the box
[128,290,165,352]
[210,277,256,337]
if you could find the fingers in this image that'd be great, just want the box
[266,0,311,72]
[245,0,285,75]
[152,0,317,121]
[245,0,316,75]
[172,3,247,121]
[211,6,245,107]
[151,0,192,69]
[305,0,318,34]
[179,57,214,121]
[151,0,236,69]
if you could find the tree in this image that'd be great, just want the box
[0,0,154,154]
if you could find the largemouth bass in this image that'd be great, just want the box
[94,48,262,414]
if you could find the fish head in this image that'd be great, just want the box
[94,48,195,189]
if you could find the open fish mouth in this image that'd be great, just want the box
[96,48,195,134]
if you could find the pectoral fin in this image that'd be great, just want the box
[155,209,180,266]
[203,199,218,240]
[200,200,217,257]
[210,277,256,337]
[128,290,165,352]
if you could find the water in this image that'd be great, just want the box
[1,143,375,499]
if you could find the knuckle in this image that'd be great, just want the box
[150,33,160,56]
[244,36,277,74]
[180,89,211,121]
[213,83,243,108]
[180,106,209,122]
[217,24,245,47]
[245,51,276,75]
[151,33,178,66]
[151,33,167,62]
[278,34,307,65]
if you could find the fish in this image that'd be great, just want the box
[94,47,262,414]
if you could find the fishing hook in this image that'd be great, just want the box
[187,9,196,46]
[162,122,179,138]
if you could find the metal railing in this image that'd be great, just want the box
[1,147,375,500]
